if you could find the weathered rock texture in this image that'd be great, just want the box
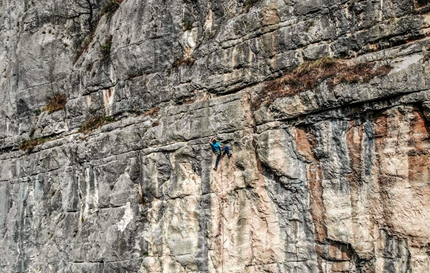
[1,0,430,272]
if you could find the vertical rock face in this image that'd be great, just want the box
[1,0,430,272]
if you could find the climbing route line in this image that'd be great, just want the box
[220,166,225,273]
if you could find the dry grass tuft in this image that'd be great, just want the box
[19,137,51,152]
[143,107,160,117]
[255,58,392,109]
[79,115,115,134]
[173,57,195,67]
[42,94,67,114]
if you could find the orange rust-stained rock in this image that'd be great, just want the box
[297,106,430,271]
[294,127,316,162]
[345,121,363,187]
[372,107,430,249]
[308,163,326,243]
[294,128,326,243]
[262,7,280,26]
[407,109,430,183]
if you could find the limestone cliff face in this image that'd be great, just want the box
[1,0,430,272]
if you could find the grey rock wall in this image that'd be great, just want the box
[1,0,430,272]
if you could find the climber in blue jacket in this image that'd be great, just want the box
[209,136,232,171]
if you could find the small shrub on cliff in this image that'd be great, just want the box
[173,56,195,67]
[100,35,113,62]
[143,107,160,117]
[74,33,96,64]
[254,58,393,109]
[422,53,430,63]
[101,0,123,16]
[33,109,41,116]
[182,18,193,31]
[42,94,67,114]
[244,0,261,12]
[79,115,115,134]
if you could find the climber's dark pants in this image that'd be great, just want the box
[215,154,221,169]
[214,146,231,169]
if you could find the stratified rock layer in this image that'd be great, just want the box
[1,0,430,272]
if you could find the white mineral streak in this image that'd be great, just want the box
[118,202,133,232]
[204,7,213,32]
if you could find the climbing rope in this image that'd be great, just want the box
[220,165,225,273]
[216,149,234,273]
[219,153,233,273]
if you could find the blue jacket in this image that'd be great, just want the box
[210,142,222,153]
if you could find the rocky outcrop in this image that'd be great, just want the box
[1,0,430,272]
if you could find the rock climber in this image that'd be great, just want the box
[209,136,232,171]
